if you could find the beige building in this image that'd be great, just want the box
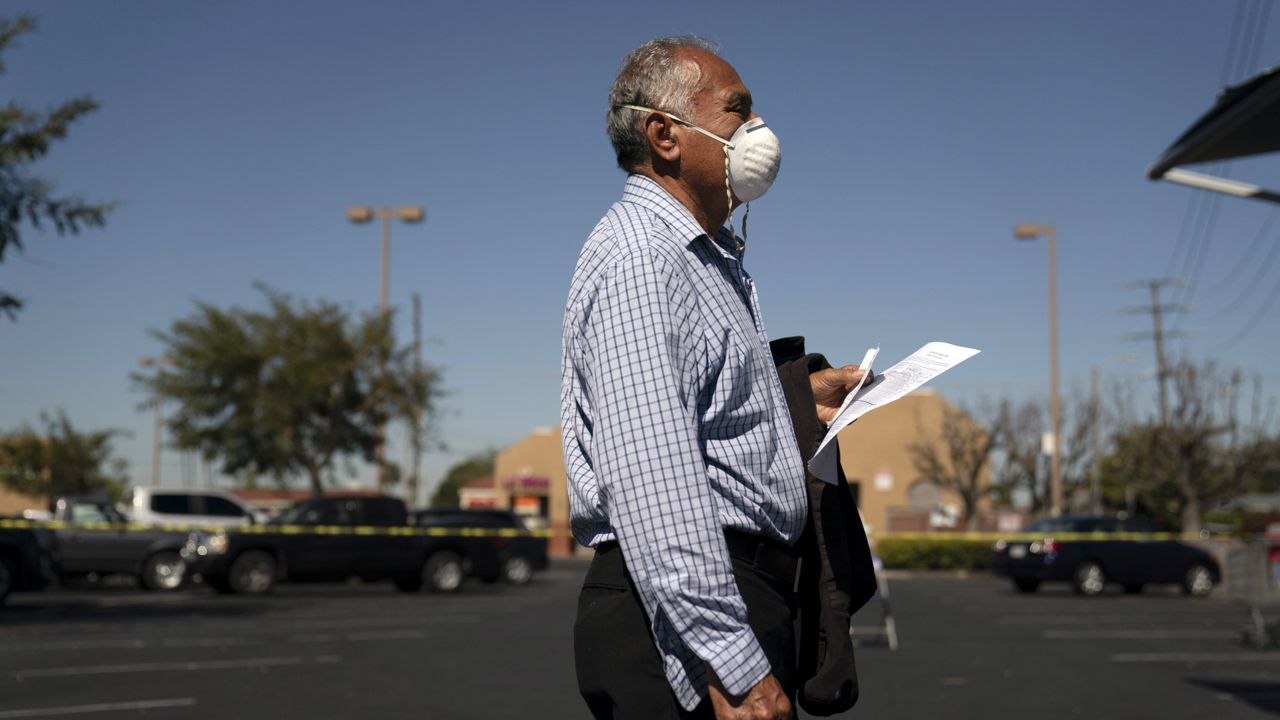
[492,428,571,555]
[490,391,987,555]
[836,389,988,534]
[0,485,45,517]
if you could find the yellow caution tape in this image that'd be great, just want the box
[0,517,557,539]
[873,531,1230,542]
[1,518,1233,542]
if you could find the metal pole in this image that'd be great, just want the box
[1089,366,1101,514]
[375,214,390,492]
[151,385,162,488]
[1149,282,1170,426]
[1047,227,1063,516]
[380,214,390,316]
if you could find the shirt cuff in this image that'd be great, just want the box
[704,626,772,699]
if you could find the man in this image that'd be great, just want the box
[560,37,871,720]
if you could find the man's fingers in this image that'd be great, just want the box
[839,364,872,388]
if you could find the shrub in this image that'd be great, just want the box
[876,536,994,571]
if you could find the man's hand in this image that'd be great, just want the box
[708,671,792,720]
[810,364,873,424]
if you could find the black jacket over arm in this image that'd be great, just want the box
[770,336,877,716]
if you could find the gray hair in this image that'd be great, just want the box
[606,36,720,170]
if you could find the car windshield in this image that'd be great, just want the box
[68,502,126,525]
[1026,518,1081,533]
[272,503,312,525]
[1026,517,1122,533]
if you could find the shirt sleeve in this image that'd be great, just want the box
[584,245,771,699]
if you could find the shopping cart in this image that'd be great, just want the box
[1226,534,1280,649]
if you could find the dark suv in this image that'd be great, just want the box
[411,509,549,585]
[992,514,1220,597]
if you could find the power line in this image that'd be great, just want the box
[1224,276,1280,348]
[1165,0,1274,328]
[1221,0,1249,85]
[1214,209,1280,312]
[1237,0,1272,81]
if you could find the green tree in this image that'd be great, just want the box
[1098,361,1279,532]
[0,15,113,319]
[135,285,442,497]
[430,451,495,507]
[0,410,129,503]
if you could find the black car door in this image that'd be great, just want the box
[59,501,158,576]
[279,500,351,579]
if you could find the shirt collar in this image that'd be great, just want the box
[620,174,746,262]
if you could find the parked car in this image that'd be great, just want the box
[50,496,190,591]
[411,508,549,585]
[0,524,55,605]
[120,488,262,528]
[184,495,484,595]
[992,514,1220,597]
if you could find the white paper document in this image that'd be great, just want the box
[807,341,980,484]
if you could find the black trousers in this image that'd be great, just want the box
[574,540,798,720]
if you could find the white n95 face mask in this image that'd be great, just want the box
[620,105,782,204]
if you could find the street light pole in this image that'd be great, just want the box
[1015,223,1063,516]
[138,355,170,488]
[346,205,425,493]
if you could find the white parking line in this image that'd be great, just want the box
[12,655,340,679]
[1111,652,1280,663]
[0,637,258,653]
[257,613,479,631]
[1045,629,1237,640]
[1000,613,1229,625]
[0,698,197,718]
[344,630,426,641]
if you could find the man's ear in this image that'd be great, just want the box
[643,113,680,164]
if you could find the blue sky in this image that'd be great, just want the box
[2,1,1278,502]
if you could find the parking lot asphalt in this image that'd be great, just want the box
[1,563,1277,719]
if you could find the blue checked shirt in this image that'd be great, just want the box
[560,174,809,710]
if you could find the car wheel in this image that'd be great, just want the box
[0,554,14,605]
[1183,563,1215,597]
[227,550,276,595]
[141,551,186,591]
[1013,577,1041,593]
[424,551,463,593]
[503,556,533,585]
[1073,561,1106,596]
[1123,583,1144,595]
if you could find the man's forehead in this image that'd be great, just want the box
[680,48,751,106]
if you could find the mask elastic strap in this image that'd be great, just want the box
[618,105,735,149]
[724,148,737,246]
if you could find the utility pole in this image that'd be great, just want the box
[407,292,424,507]
[1120,279,1189,426]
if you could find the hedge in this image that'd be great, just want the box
[876,537,994,571]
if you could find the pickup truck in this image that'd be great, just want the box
[182,495,491,595]
[0,523,56,604]
[46,496,191,591]
[410,508,549,585]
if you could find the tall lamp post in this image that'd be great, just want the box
[1014,223,1062,516]
[138,355,171,488]
[345,205,425,492]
